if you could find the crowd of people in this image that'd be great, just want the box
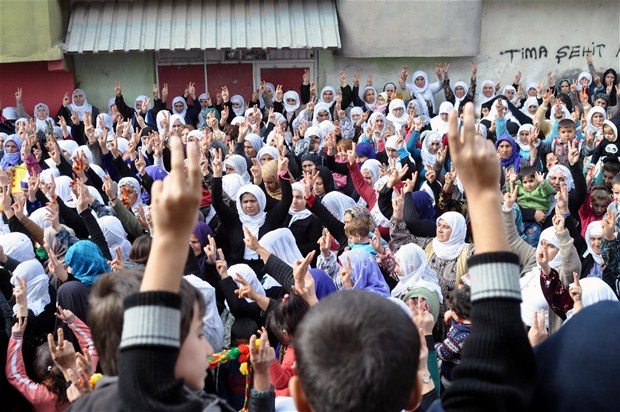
[0,51,619,411]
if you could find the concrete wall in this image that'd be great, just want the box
[0,0,66,63]
[320,0,620,99]
[73,53,156,112]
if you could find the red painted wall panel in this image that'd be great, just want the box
[0,61,74,118]
[259,67,308,95]
[157,65,206,104]
[206,63,254,102]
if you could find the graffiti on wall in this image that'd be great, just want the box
[500,43,620,64]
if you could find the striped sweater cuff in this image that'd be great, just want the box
[120,292,182,350]
[467,252,521,302]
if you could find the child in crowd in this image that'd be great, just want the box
[508,166,556,246]
[590,119,620,165]
[579,186,612,237]
[606,174,620,235]
[435,285,472,388]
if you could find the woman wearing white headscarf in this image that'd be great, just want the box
[391,210,473,299]
[321,191,357,223]
[221,173,245,202]
[476,80,496,116]
[430,101,454,135]
[392,243,442,300]
[361,112,388,152]
[32,103,55,133]
[284,182,322,260]
[581,220,604,279]
[0,232,36,269]
[97,215,132,261]
[224,154,252,184]
[501,193,581,334]
[386,98,408,131]
[212,156,293,273]
[10,259,52,317]
[60,88,99,122]
[406,70,443,117]
[220,263,271,325]
[276,90,301,134]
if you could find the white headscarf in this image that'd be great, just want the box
[361,86,378,111]
[256,146,279,164]
[11,260,51,316]
[477,80,496,112]
[1,232,35,262]
[33,103,54,132]
[118,177,143,213]
[288,182,313,226]
[521,96,540,119]
[134,95,152,111]
[57,140,79,159]
[451,81,469,111]
[312,102,332,126]
[230,95,245,116]
[584,220,604,265]
[236,185,267,259]
[224,155,251,184]
[319,86,336,108]
[321,191,357,223]
[69,88,93,121]
[392,243,443,300]
[283,91,300,113]
[520,226,562,327]
[517,124,536,152]
[97,215,131,261]
[54,175,76,208]
[420,131,442,167]
[259,228,303,267]
[245,133,264,155]
[184,274,225,352]
[431,212,467,260]
[577,72,592,91]
[171,96,188,118]
[430,101,453,135]
[546,165,575,191]
[565,277,618,322]
[227,264,266,302]
[29,207,52,230]
[222,173,245,201]
[360,159,382,185]
[407,71,437,116]
[386,99,407,127]
[586,106,607,134]
[550,104,571,120]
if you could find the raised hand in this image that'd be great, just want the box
[602,209,615,240]
[340,255,354,288]
[204,235,218,264]
[569,272,583,314]
[115,81,122,97]
[317,229,333,257]
[370,228,385,255]
[527,309,547,347]
[48,328,77,377]
[108,246,126,272]
[13,275,28,318]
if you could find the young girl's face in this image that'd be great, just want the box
[175,303,213,391]
[376,95,386,106]
[481,107,490,117]
[605,72,616,86]
[603,125,617,142]
[560,81,570,93]
[528,104,538,115]
[521,175,538,192]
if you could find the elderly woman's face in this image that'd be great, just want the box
[322,90,333,103]
[528,104,538,115]
[408,105,417,116]
[171,120,183,136]
[415,76,425,88]
[482,84,494,97]
[260,154,274,165]
[392,107,404,118]
[454,86,465,99]
[497,140,513,159]
[316,110,329,122]
[435,218,453,242]
[361,170,373,186]
[504,89,515,99]
[290,190,306,212]
[428,140,441,155]
[225,164,236,175]
[244,142,257,158]
[241,193,259,216]
[189,233,202,257]
[120,184,138,208]
[590,234,603,255]
[351,112,361,122]
[36,105,48,120]
[73,91,84,105]
[548,171,566,191]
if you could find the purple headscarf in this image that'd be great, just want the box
[145,165,168,181]
[192,221,213,272]
[496,134,523,173]
[309,268,337,300]
[340,248,390,297]
[356,141,376,160]
[412,191,436,221]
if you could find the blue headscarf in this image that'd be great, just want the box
[496,134,523,173]
[65,240,111,286]
[412,191,436,221]
[0,134,22,170]
[340,248,390,297]
[355,141,376,160]
[309,268,337,300]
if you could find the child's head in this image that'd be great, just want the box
[612,174,620,204]
[344,206,375,244]
[602,159,620,189]
[231,317,259,346]
[546,152,559,170]
[128,234,152,264]
[175,280,210,392]
[336,138,353,158]
[518,166,539,192]
[268,293,310,345]
[89,269,210,392]
[34,343,69,406]
[291,290,421,412]
[603,120,618,143]
[590,186,612,217]
[557,119,576,142]
[446,285,471,322]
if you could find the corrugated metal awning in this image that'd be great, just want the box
[64,0,341,53]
